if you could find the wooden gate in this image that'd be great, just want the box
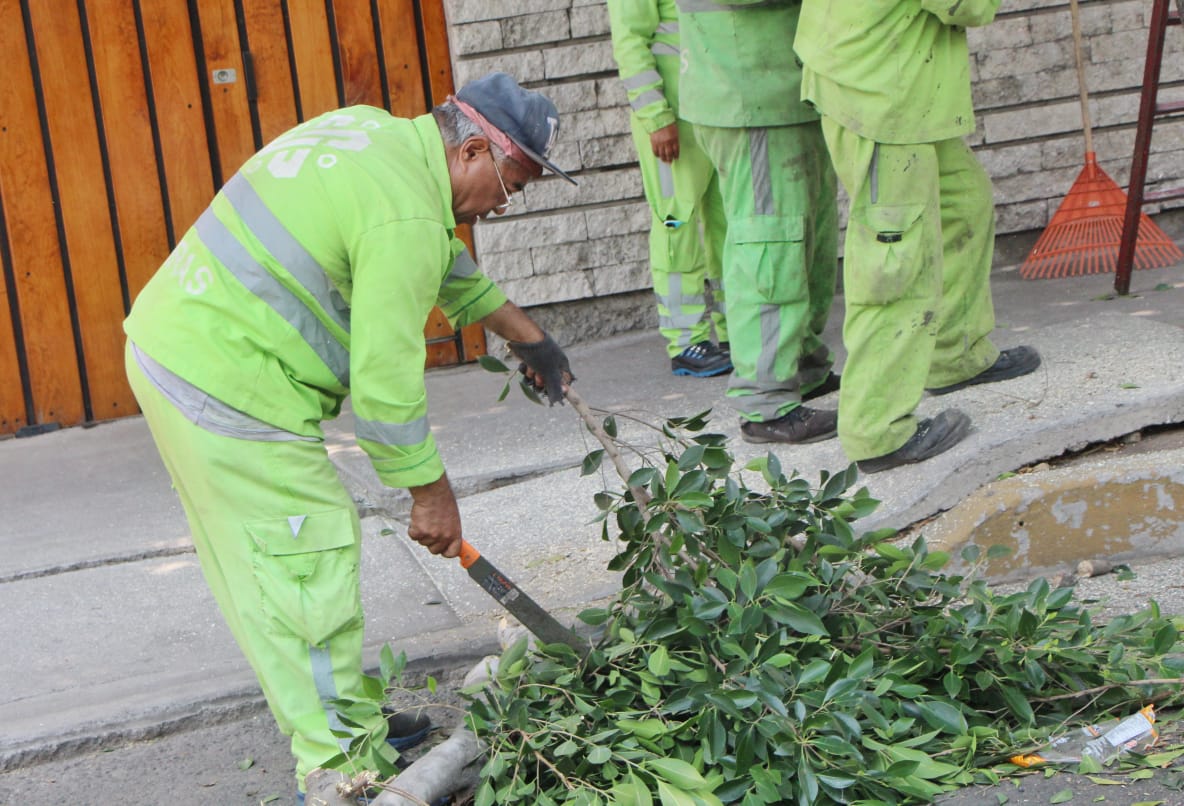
[0,0,483,438]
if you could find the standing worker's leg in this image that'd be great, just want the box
[927,137,998,386]
[701,167,729,345]
[822,122,951,462]
[695,122,839,441]
[631,115,730,376]
[126,349,393,795]
[925,138,1039,394]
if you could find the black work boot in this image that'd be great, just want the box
[740,406,838,444]
[672,341,733,377]
[856,409,972,474]
[929,346,1041,395]
[803,371,841,401]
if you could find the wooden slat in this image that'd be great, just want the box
[241,0,298,142]
[419,0,457,106]
[85,0,170,301]
[0,253,29,434]
[27,1,136,421]
[195,0,256,181]
[140,2,215,238]
[376,0,427,117]
[0,0,85,429]
[287,0,338,119]
[332,2,384,108]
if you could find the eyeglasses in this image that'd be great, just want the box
[489,151,513,211]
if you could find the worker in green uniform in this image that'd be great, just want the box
[795,1,1040,473]
[123,73,576,803]
[677,0,841,443]
[608,0,731,377]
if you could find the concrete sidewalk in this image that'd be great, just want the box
[3,261,1184,776]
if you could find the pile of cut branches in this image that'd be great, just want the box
[462,410,1184,806]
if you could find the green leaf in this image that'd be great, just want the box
[477,354,510,373]
[913,700,968,735]
[769,601,828,635]
[648,645,672,677]
[582,450,605,476]
[645,758,709,790]
[1049,789,1074,803]
[611,774,655,806]
[588,745,612,764]
[656,780,697,806]
[603,415,618,437]
[1152,622,1178,655]
[237,756,254,770]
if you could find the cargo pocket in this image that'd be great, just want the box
[844,203,928,306]
[246,508,362,646]
[728,215,807,304]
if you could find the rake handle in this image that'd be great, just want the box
[1070,0,1094,155]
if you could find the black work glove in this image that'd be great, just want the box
[507,333,574,406]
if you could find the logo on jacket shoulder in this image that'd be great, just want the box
[245,114,377,180]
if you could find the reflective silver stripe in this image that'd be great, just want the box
[659,312,707,330]
[650,42,680,56]
[757,302,781,383]
[355,414,430,447]
[448,247,479,281]
[222,174,351,335]
[310,643,352,752]
[658,160,675,199]
[677,0,783,10]
[707,278,727,314]
[623,70,661,90]
[195,210,351,386]
[749,127,774,215]
[657,273,706,331]
[630,89,666,110]
[656,21,679,33]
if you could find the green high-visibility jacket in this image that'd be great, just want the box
[124,107,507,489]
[677,0,818,129]
[795,0,1000,144]
[608,0,680,134]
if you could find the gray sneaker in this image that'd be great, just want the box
[856,409,972,474]
[740,406,838,444]
[929,346,1041,395]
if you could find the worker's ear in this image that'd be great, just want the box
[459,136,492,166]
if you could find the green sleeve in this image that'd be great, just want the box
[435,243,508,328]
[608,0,677,133]
[920,0,999,27]
[348,220,450,489]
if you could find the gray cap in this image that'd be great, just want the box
[456,72,577,185]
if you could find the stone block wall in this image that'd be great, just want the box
[442,0,1184,344]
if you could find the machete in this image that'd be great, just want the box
[457,539,589,658]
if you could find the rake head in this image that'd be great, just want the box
[1020,154,1183,279]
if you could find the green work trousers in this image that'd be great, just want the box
[694,122,838,421]
[126,345,390,793]
[820,118,1000,461]
[632,114,728,356]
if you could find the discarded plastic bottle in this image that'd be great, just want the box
[1010,704,1158,767]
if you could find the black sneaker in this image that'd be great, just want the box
[740,406,838,444]
[856,409,972,474]
[803,371,840,401]
[672,341,733,377]
[719,341,730,358]
[384,707,432,751]
[928,346,1041,395]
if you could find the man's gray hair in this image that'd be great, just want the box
[433,101,507,160]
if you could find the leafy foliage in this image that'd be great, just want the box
[463,413,1184,805]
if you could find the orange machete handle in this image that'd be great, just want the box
[458,539,481,569]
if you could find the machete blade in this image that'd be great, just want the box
[459,541,589,658]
